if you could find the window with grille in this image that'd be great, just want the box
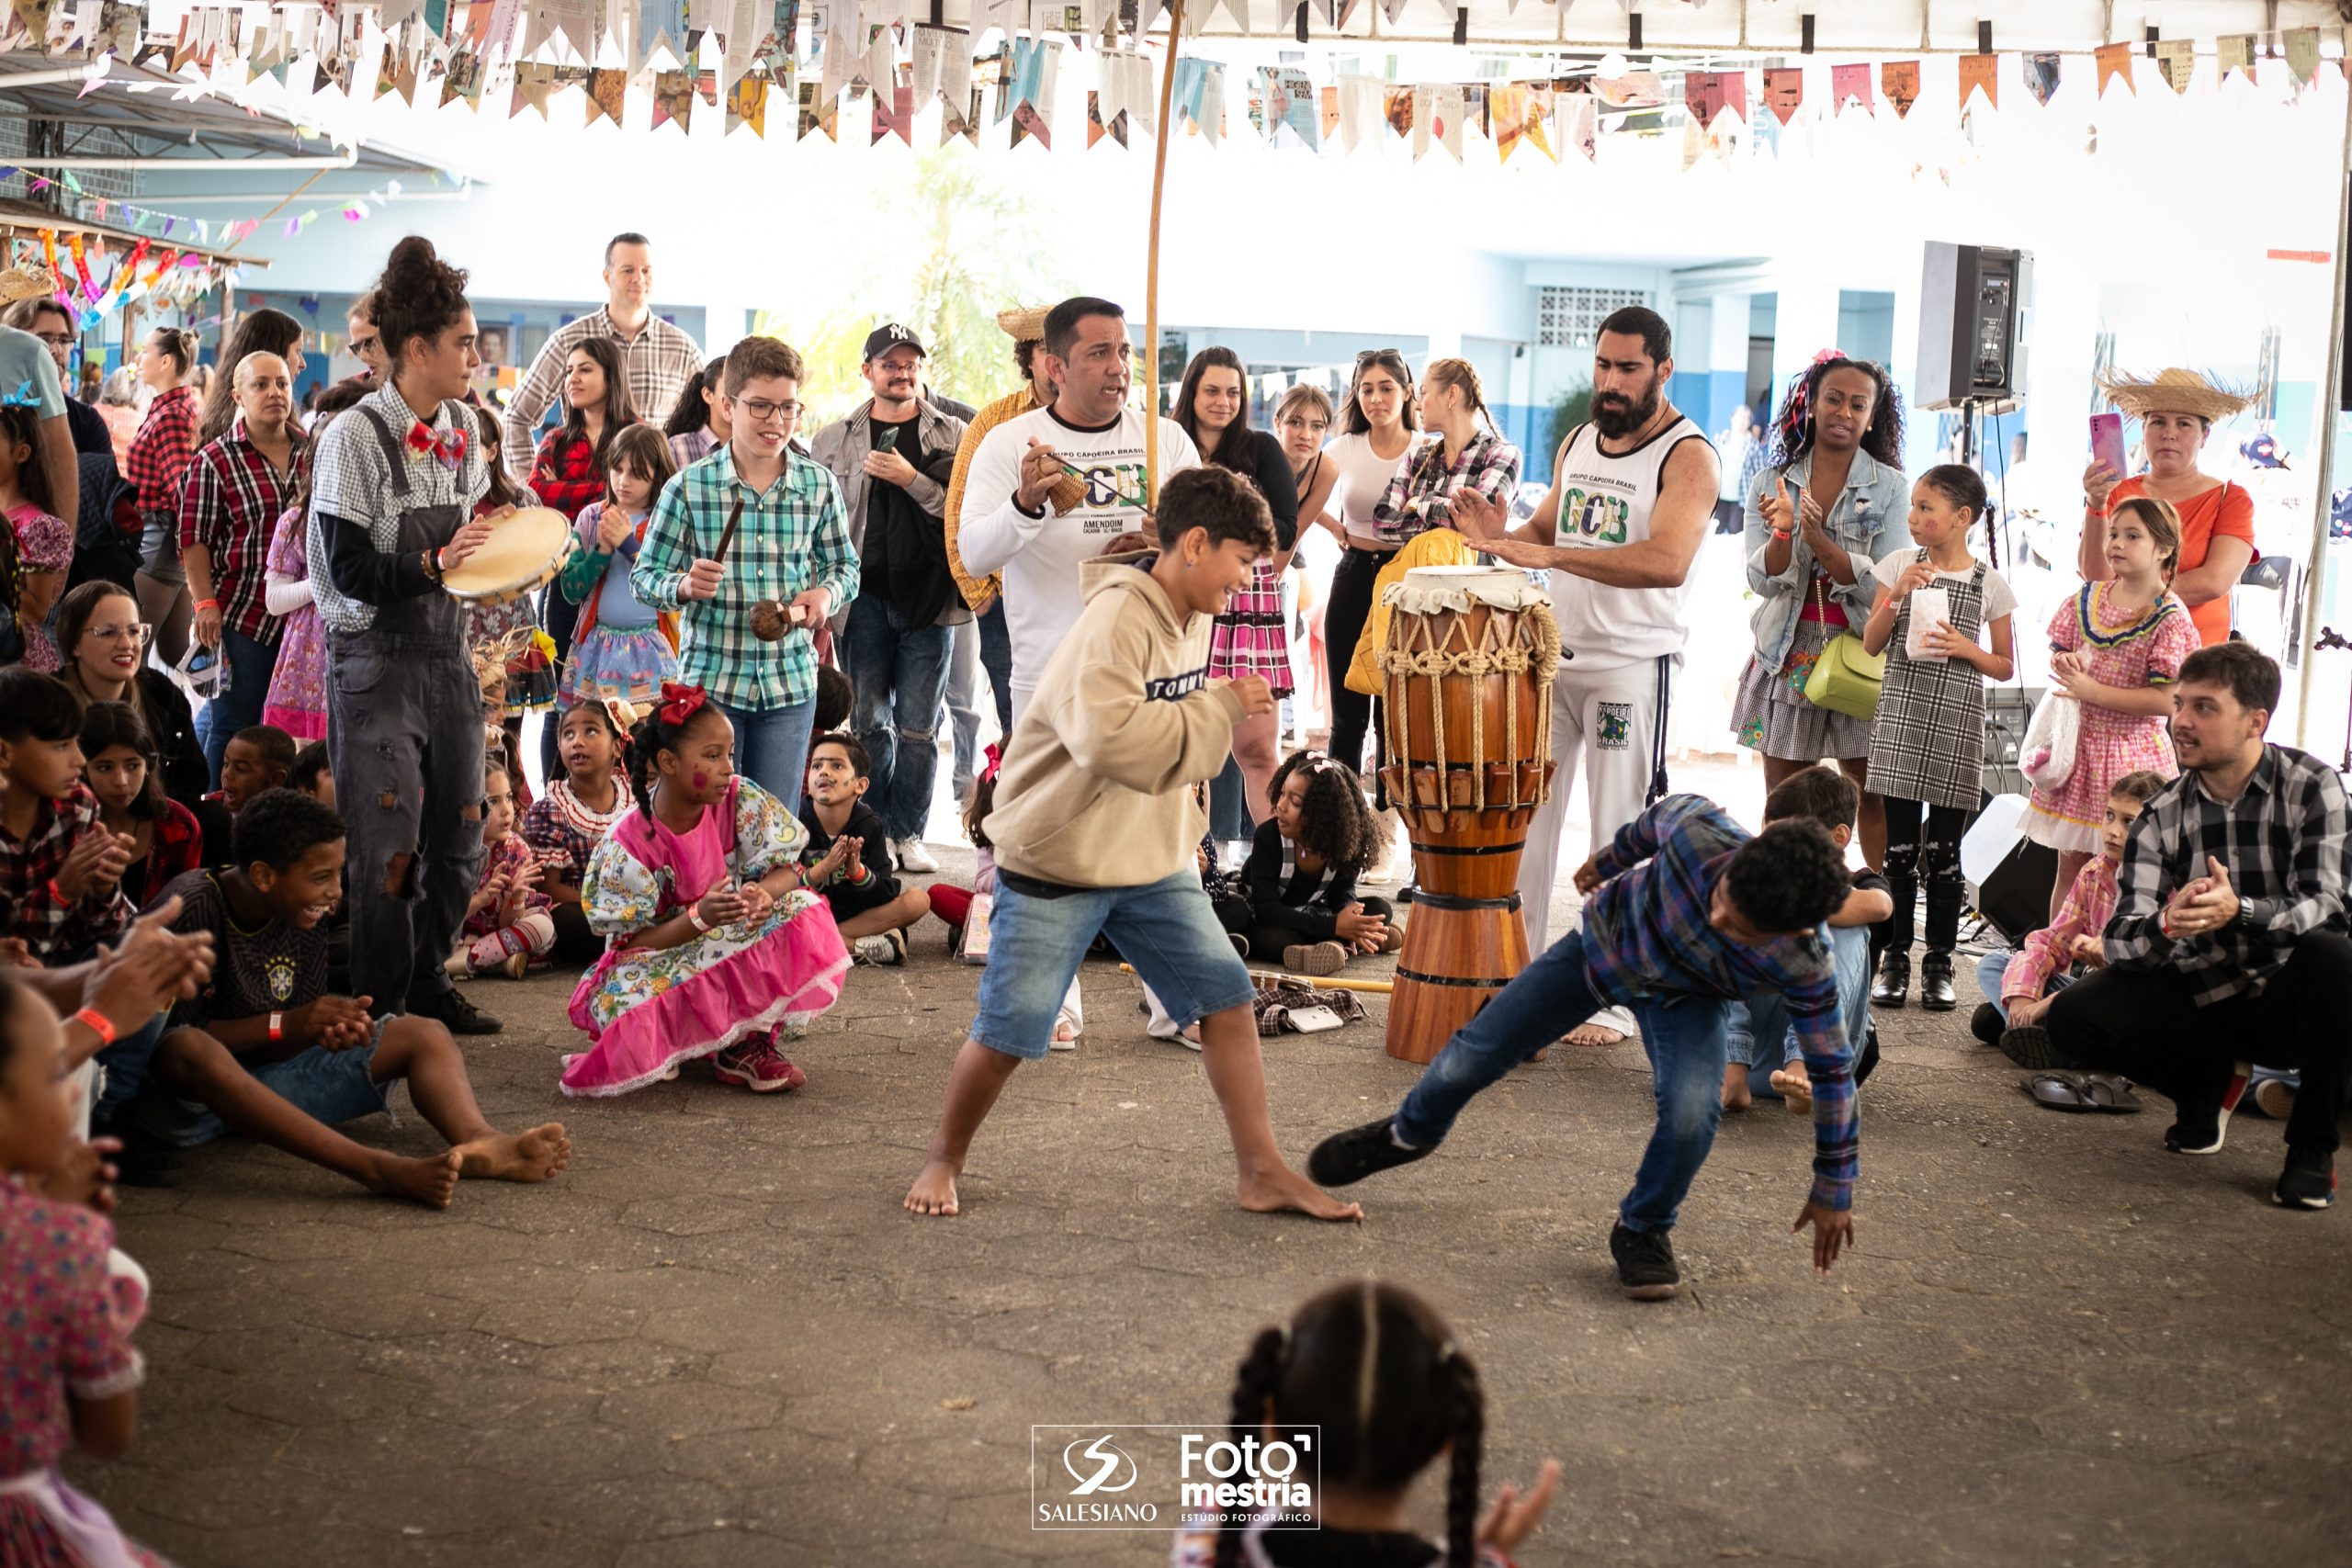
[1536,286,1648,349]
[0,119,141,207]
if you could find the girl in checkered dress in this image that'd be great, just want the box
[1172,348,1301,816]
[1860,465,2017,1012]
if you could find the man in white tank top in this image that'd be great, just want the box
[1453,307,1718,1045]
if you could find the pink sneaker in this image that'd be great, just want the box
[712,1039,807,1093]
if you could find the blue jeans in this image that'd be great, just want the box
[1973,950,2073,1025]
[844,598,955,842]
[93,1014,166,1128]
[716,696,819,807]
[199,626,279,786]
[943,618,983,803]
[1726,925,1871,1099]
[1395,928,1732,1235]
[978,598,1013,735]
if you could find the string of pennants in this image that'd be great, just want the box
[0,226,230,323]
[0,0,2345,151]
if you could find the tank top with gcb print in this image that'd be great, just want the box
[1546,416,1713,671]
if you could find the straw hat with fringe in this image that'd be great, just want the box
[995,304,1048,344]
[2097,367,2252,424]
[0,265,58,306]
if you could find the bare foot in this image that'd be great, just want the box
[1238,1164,1363,1223]
[1722,1065,1753,1111]
[368,1150,461,1209]
[456,1122,571,1182]
[1770,1066,1813,1114]
[1566,1023,1625,1048]
[904,1159,961,1216]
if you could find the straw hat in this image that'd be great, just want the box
[2097,367,2252,423]
[996,304,1049,344]
[0,265,58,305]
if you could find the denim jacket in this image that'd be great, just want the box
[1743,448,1908,671]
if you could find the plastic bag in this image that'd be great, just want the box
[2020,689,2082,794]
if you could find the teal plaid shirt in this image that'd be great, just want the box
[633,444,860,713]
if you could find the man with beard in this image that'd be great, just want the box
[1451,306,1717,1047]
[2002,642,2349,1211]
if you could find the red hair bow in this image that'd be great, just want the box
[657,682,707,726]
[981,742,1002,783]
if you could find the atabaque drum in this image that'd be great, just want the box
[1376,566,1561,1064]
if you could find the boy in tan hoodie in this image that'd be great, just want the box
[904,466,1362,1223]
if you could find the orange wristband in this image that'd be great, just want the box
[71,1007,117,1046]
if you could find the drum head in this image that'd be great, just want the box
[443,506,573,598]
[1390,565,1551,615]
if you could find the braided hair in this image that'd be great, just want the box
[1766,354,1905,471]
[1214,1281,1483,1568]
[1267,750,1381,876]
[621,693,722,821]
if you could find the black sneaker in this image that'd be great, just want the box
[2165,1061,2250,1156]
[1855,1021,1882,1088]
[405,984,503,1036]
[1918,951,1958,1012]
[1970,1002,2005,1047]
[2274,1145,2337,1210]
[1870,950,1909,1010]
[1306,1117,1431,1187]
[1609,1221,1680,1301]
[1996,1025,2075,1072]
[1227,931,1250,960]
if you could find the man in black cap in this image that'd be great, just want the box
[811,324,970,874]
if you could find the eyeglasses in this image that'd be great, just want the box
[736,397,804,425]
[33,333,74,350]
[85,621,152,645]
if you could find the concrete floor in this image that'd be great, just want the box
[78,771,2352,1567]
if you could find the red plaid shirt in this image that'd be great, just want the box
[530,427,610,522]
[178,417,309,645]
[0,784,134,959]
[125,384,198,514]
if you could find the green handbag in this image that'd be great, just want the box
[1801,578,1885,718]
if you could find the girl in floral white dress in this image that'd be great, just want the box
[560,684,849,1099]
[2021,495,2199,918]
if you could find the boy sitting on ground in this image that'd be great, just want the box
[136,788,572,1208]
[800,731,932,966]
[1723,766,1891,1112]
[200,724,295,865]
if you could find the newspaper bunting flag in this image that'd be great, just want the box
[2154,39,2195,95]
[2024,51,2060,107]
[2283,28,2321,87]
[2094,41,2133,96]
[1829,62,1870,115]
[1881,61,1918,118]
[1957,52,1996,111]
[2216,35,2255,85]
[725,74,767,136]
[1762,67,1802,125]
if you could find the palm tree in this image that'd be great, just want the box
[756,149,1071,423]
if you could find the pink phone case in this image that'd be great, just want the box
[2089,412,2128,482]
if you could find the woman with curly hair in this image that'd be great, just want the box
[1231,749,1403,976]
[1727,352,1908,868]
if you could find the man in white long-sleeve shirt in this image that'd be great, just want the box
[956,295,1199,725]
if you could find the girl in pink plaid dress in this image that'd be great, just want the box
[1172,349,1302,816]
[2022,496,2199,919]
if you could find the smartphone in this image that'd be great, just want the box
[874,425,899,454]
[2089,412,2128,484]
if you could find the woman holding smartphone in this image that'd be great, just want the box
[2079,369,2254,649]
[1729,354,1908,868]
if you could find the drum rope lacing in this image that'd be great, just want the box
[1378,607,1562,815]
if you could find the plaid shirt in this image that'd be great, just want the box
[530,427,613,522]
[0,784,134,959]
[1369,428,1522,547]
[1583,794,1858,1213]
[632,444,859,713]
[125,384,198,514]
[177,416,310,645]
[2001,854,2117,1003]
[499,307,703,471]
[307,386,491,636]
[2108,744,2352,1004]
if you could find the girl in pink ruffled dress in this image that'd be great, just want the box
[0,979,169,1568]
[560,683,849,1098]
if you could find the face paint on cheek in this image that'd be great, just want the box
[691,771,709,792]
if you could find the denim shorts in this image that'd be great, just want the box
[144,1017,394,1147]
[971,870,1258,1060]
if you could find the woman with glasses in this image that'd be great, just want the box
[55,581,210,818]
[1323,350,1419,781]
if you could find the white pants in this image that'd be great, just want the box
[1519,654,1673,1032]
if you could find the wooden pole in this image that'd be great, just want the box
[2293,76,2352,747]
[1143,0,1185,504]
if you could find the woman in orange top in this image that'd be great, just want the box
[2078,368,2255,648]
